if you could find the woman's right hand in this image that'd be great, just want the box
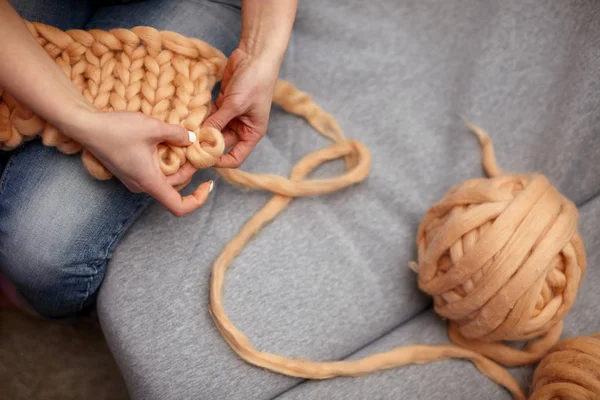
[61,107,213,217]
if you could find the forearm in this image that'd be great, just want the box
[239,0,298,65]
[0,1,92,139]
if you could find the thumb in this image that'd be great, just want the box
[154,122,194,147]
[202,101,240,132]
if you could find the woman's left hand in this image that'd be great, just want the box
[202,48,279,168]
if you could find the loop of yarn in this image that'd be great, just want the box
[1,20,590,400]
[529,332,600,399]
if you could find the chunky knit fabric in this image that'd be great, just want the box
[0,21,227,180]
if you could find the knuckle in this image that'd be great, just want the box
[203,118,220,130]
[148,118,163,132]
[227,160,241,168]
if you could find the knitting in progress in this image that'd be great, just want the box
[0,20,228,180]
[0,21,590,400]
[0,20,369,199]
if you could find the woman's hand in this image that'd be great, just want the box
[62,108,212,217]
[202,0,298,168]
[203,48,279,168]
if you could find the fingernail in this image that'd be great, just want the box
[188,130,197,143]
[209,180,214,192]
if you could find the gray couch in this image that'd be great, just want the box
[97,1,600,399]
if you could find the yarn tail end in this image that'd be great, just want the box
[459,114,490,146]
[458,114,503,178]
[408,261,419,273]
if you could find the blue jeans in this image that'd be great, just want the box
[0,0,241,318]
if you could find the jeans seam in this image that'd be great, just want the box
[71,194,152,314]
[101,193,153,261]
[79,258,102,312]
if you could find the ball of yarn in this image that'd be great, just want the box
[411,121,587,367]
[415,173,585,340]
[529,332,600,399]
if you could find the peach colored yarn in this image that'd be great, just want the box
[412,119,586,373]
[0,21,589,400]
[530,332,600,399]
[209,119,586,400]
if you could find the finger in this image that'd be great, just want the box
[147,177,214,217]
[123,181,143,193]
[165,161,197,187]
[214,140,256,168]
[153,121,194,147]
[202,102,240,132]
[174,176,193,192]
[222,128,239,150]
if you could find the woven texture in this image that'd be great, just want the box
[0,21,370,199]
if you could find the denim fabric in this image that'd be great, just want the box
[8,0,95,30]
[0,0,241,318]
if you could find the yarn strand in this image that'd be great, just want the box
[216,81,370,196]
[209,120,532,400]
[208,119,585,400]
[461,115,503,177]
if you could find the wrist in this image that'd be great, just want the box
[53,100,99,145]
[230,46,282,87]
[238,38,286,66]
[238,0,297,66]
